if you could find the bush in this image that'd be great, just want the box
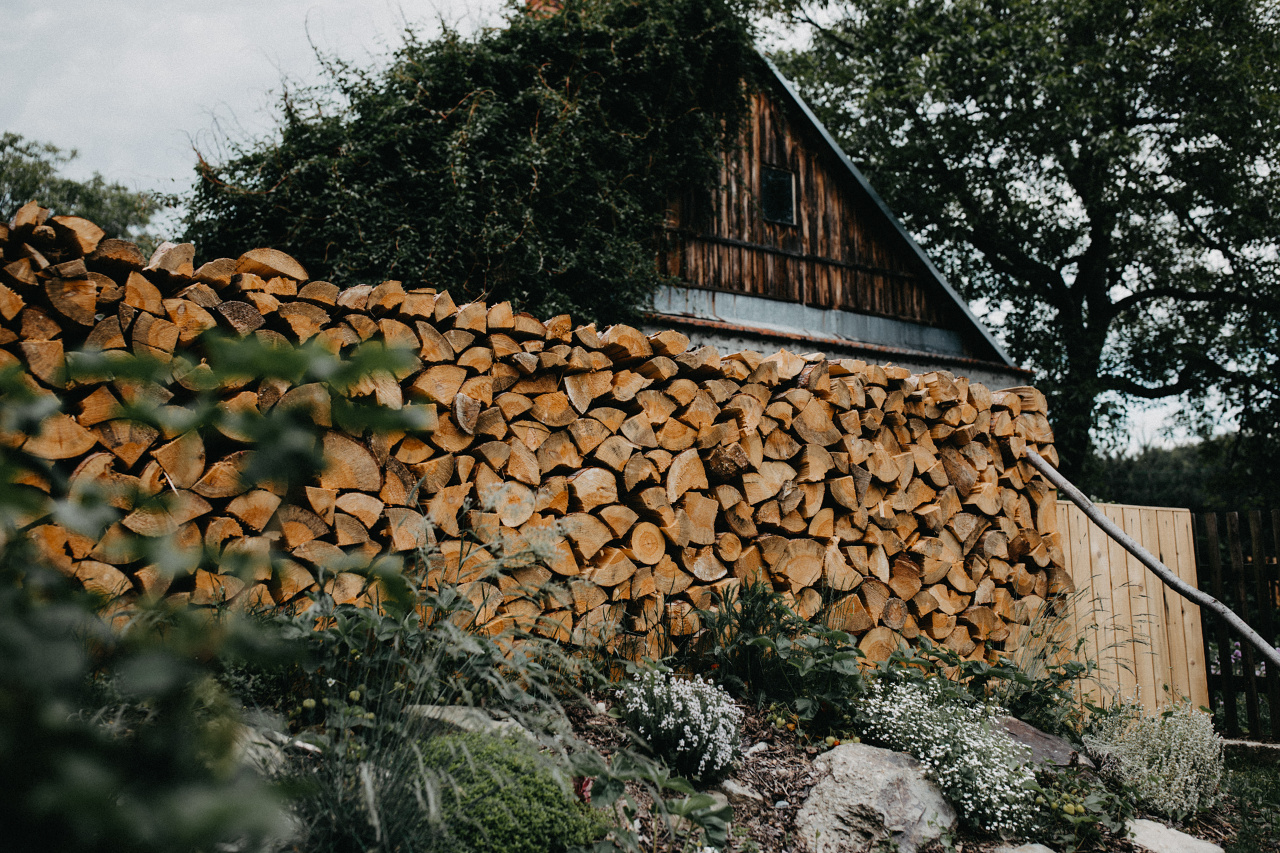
[420,731,611,853]
[1084,701,1223,818]
[616,669,742,783]
[855,677,1038,837]
[1027,764,1133,852]
[684,581,864,732]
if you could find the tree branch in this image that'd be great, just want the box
[1110,285,1280,316]
[1099,374,1197,399]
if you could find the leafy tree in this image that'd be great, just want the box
[0,133,157,239]
[185,0,760,325]
[776,0,1280,490]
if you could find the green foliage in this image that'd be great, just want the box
[1091,440,1231,511]
[0,323,435,851]
[1,132,157,239]
[684,581,864,731]
[615,668,743,783]
[0,358,306,851]
[1027,765,1134,853]
[1092,432,1280,512]
[419,731,611,853]
[0,578,289,853]
[1222,752,1280,853]
[662,791,734,850]
[185,0,760,325]
[1084,700,1224,819]
[779,0,1280,488]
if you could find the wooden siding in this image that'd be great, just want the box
[661,89,952,328]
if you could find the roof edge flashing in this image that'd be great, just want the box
[758,53,1017,370]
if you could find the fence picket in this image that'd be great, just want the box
[1226,513,1262,734]
[1203,513,1240,736]
[1253,511,1280,740]
[1173,511,1210,710]
[1096,505,1138,702]
[1157,509,1192,703]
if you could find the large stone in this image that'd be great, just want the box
[996,716,1095,770]
[1126,819,1223,853]
[406,704,535,741]
[796,744,957,853]
[994,845,1057,853]
[714,777,764,808]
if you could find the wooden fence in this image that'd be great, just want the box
[1054,502,1210,715]
[1195,510,1280,740]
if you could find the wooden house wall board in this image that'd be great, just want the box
[663,89,952,327]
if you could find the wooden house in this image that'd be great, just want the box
[649,59,1025,388]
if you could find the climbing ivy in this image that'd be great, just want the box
[185,0,761,324]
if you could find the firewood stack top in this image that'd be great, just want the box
[0,201,1070,662]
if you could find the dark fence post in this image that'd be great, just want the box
[1227,512,1262,736]
[1203,513,1240,737]
[1247,511,1279,740]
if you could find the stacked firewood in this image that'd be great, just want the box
[0,201,1069,661]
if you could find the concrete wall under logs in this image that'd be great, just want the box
[0,202,1071,662]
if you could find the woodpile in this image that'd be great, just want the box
[0,201,1069,661]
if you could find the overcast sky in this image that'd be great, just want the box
[2,0,507,198]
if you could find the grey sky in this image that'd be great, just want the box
[2,0,506,197]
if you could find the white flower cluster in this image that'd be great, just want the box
[1084,701,1223,817]
[857,678,1037,837]
[616,670,743,780]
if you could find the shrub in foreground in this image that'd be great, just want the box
[1084,700,1223,818]
[420,731,611,853]
[616,669,742,783]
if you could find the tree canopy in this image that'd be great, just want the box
[185,0,761,325]
[1,133,157,239]
[777,0,1280,492]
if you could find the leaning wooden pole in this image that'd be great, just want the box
[1025,448,1280,671]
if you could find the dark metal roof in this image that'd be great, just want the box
[760,56,1017,369]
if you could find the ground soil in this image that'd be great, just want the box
[567,698,1232,853]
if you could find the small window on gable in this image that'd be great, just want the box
[761,166,796,226]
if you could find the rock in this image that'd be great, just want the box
[996,716,1095,770]
[796,743,957,853]
[1126,819,1224,853]
[233,724,288,776]
[994,845,1058,853]
[406,704,535,741]
[715,777,764,807]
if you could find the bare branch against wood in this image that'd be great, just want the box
[1025,447,1280,671]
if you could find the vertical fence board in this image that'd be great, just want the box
[1056,502,1209,717]
[1251,511,1280,740]
[1062,503,1102,701]
[1173,511,1210,710]
[1123,506,1160,704]
[1080,503,1122,698]
[1226,513,1262,734]
[1140,508,1174,703]
[1204,513,1240,736]
[1157,509,1192,703]
[1095,504,1138,702]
